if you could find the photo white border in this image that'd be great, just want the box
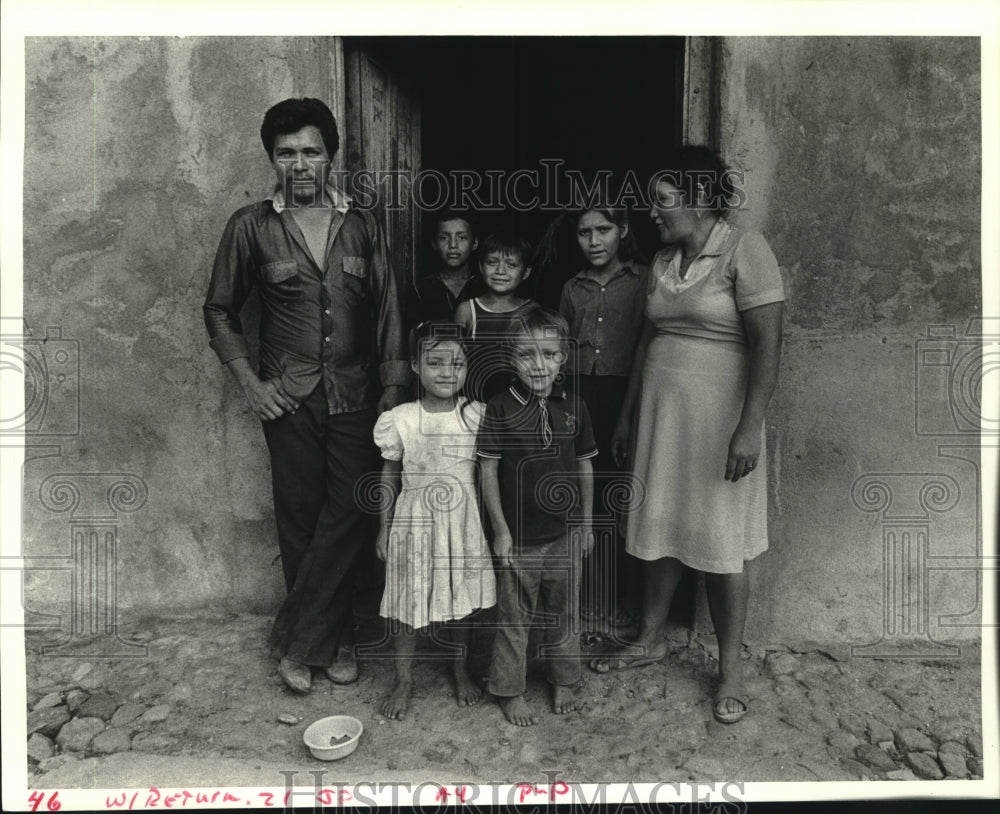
[2,0,998,809]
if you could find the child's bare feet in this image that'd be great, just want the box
[453,666,483,707]
[498,695,538,726]
[380,678,412,721]
[551,683,582,715]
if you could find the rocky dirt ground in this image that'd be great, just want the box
[22,610,986,789]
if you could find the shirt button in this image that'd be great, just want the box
[600,287,606,292]
[324,336,331,343]
[595,348,601,354]
[597,317,603,322]
[324,309,331,316]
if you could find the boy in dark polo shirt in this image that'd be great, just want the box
[477,307,597,726]
[405,211,485,329]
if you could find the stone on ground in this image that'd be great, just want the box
[938,739,967,757]
[79,691,119,721]
[91,727,133,755]
[33,692,63,711]
[140,704,171,724]
[764,652,800,677]
[132,679,173,701]
[866,717,893,744]
[905,751,944,779]
[165,683,193,704]
[895,727,934,752]
[56,717,106,752]
[837,712,867,739]
[110,703,147,727]
[27,706,70,739]
[27,733,55,763]
[131,732,176,753]
[826,730,861,751]
[937,748,968,778]
[933,715,969,743]
[839,757,877,779]
[854,744,897,771]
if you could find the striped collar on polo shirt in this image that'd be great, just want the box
[508,378,567,405]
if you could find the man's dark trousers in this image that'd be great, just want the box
[264,384,380,667]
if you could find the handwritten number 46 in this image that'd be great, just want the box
[28,791,61,812]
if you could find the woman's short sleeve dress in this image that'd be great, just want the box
[374,401,496,629]
[626,220,784,573]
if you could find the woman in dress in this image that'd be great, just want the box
[590,146,784,725]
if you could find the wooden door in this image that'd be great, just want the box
[343,42,422,289]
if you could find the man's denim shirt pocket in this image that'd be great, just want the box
[342,256,367,278]
[262,259,299,284]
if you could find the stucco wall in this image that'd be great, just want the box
[19,36,983,646]
[715,37,983,644]
[21,37,344,616]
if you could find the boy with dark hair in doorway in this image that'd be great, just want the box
[203,97,410,694]
[406,210,485,329]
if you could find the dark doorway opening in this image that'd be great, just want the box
[355,36,685,308]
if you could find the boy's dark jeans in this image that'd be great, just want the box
[488,534,582,697]
[264,386,380,667]
[575,373,638,616]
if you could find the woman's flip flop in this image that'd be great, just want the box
[712,693,750,724]
[588,652,665,674]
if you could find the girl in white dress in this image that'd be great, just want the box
[374,321,496,720]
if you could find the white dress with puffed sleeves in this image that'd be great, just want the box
[374,400,496,629]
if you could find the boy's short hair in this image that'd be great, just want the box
[408,319,468,360]
[479,230,532,266]
[504,306,569,347]
[431,209,477,236]
[260,98,340,158]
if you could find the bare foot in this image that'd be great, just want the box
[380,678,412,721]
[551,684,582,715]
[453,666,483,707]
[498,695,538,726]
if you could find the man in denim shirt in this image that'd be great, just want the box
[204,98,409,693]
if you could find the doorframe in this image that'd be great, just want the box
[325,37,347,176]
[683,36,720,150]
